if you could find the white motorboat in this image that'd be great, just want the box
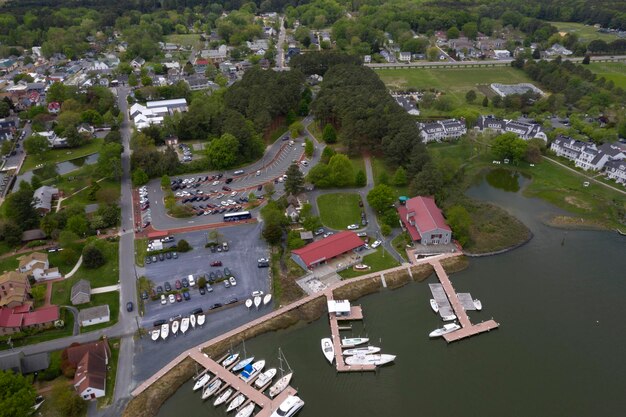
[192,373,211,391]
[190,314,196,329]
[429,322,461,338]
[239,360,265,382]
[214,387,233,406]
[430,299,439,313]
[171,320,179,335]
[222,353,240,368]
[235,403,255,417]
[226,394,246,413]
[320,338,334,364]
[254,368,276,388]
[342,346,381,356]
[270,395,305,417]
[345,354,396,366]
[263,294,272,306]
[197,314,205,326]
[151,329,160,341]
[442,314,457,321]
[180,317,189,334]
[232,356,254,372]
[245,299,253,309]
[253,296,262,309]
[341,337,369,348]
[160,324,169,340]
[201,378,222,400]
[473,299,483,311]
[269,372,293,398]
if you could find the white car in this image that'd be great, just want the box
[371,240,382,249]
[227,199,235,205]
[168,294,176,304]
[256,170,261,176]
[357,232,367,237]
[251,290,264,297]
[161,294,167,305]
[212,181,220,186]
[221,201,229,206]
[347,224,359,230]
[230,191,237,197]
[322,232,334,238]
[229,277,237,286]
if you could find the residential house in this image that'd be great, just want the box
[393,95,420,115]
[193,58,208,74]
[476,116,547,141]
[604,160,626,185]
[202,45,229,64]
[546,43,573,56]
[419,119,467,143]
[33,185,59,214]
[0,116,18,141]
[364,55,371,63]
[550,135,626,172]
[0,351,49,374]
[286,205,299,223]
[130,57,145,69]
[185,76,216,91]
[299,231,314,243]
[0,271,31,309]
[286,48,301,62]
[397,196,452,245]
[398,51,411,62]
[18,252,62,282]
[21,229,46,242]
[494,49,511,59]
[37,131,67,148]
[78,305,110,327]
[70,279,91,305]
[0,305,59,336]
[66,341,111,400]
[47,101,61,114]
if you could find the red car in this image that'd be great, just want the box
[175,293,183,302]
[210,261,223,267]
[175,279,182,289]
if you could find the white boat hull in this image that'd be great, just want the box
[171,320,179,335]
[345,354,396,366]
[197,314,205,326]
[240,360,265,382]
[190,314,196,328]
[429,323,461,338]
[214,388,233,406]
[160,324,169,340]
[430,299,439,313]
[341,337,369,348]
[442,314,457,322]
[201,379,222,400]
[232,357,254,372]
[226,394,245,412]
[193,373,211,391]
[180,318,189,334]
[254,368,277,388]
[321,338,334,364]
[269,372,293,398]
[342,346,381,356]
[263,294,272,306]
[245,299,253,308]
[270,395,305,417]
[473,299,482,311]
[222,353,239,368]
[151,330,160,341]
[235,403,255,417]
[253,296,262,309]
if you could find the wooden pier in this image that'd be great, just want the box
[188,350,297,417]
[431,261,499,343]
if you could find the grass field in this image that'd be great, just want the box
[339,247,399,278]
[165,34,203,48]
[370,156,408,196]
[21,138,103,172]
[391,232,412,261]
[549,21,622,42]
[587,62,626,89]
[317,193,362,229]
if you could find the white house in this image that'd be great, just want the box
[36,131,67,148]
[393,95,420,115]
[18,252,62,282]
[476,116,547,141]
[419,119,467,143]
[398,51,411,62]
[550,135,626,172]
[604,160,626,185]
[78,305,110,327]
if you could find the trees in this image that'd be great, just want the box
[177,239,191,252]
[304,138,314,157]
[260,201,287,245]
[161,175,171,189]
[446,205,472,246]
[49,379,87,417]
[96,143,122,180]
[465,90,477,104]
[328,154,354,187]
[392,167,408,186]
[289,121,304,138]
[355,170,367,187]
[24,134,49,158]
[322,123,337,144]
[82,244,105,269]
[206,133,239,170]
[427,47,440,61]
[4,185,38,231]
[482,96,489,107]
[284,163,304,196]
[132,168,149,186]
[446,26,460,39]
[409,162,444,198]
[0,370,37,417]
[367,184,396,213]
[492,132,528,163]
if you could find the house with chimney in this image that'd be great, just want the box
[65,340,111,400]
[397,196,452,245]
[18,252,62,282]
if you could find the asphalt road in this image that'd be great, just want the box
[140,224,271,326]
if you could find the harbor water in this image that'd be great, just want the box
[157,172,626,417]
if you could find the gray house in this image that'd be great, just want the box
[0,351,50,374]
[78,305,110,327]
[71,279,91,305]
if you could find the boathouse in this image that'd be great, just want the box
[397,196,452,245]
[291,231,364,269]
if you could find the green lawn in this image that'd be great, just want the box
[370,156,409,196]
[165,34,202,48]
[79,291,119,333]
[339,247,400,278]
[0,253,20,273]
[391,232,412,261]
[21,138,103,172]
[0,307,74,350]
[317,193,362,229]
[349,157,365,176]
[548,21,622,42]
[307,121,323,142]
[98,338,120,409]
[135,238,148,267]
[586,62,626,89]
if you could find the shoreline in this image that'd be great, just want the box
[463,230,534,258]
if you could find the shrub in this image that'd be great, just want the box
[82,244,106,269]
[177,239,191,252]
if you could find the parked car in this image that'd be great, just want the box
[209,303,223,310]
[361,218,368,226]
[225,178,233,184]
[371,240,382,249]
[224,280,230,288]
[160,295,167,305]
[357,232,367,237]
[222,242,229,251]
[141,290,149,300]
[229,277,237,286]
[165,251,172,259]
[156,286,163,294]
[199,287,206,295]
[210,245,217,253]
[210,260,223,267]
[181,278,189,288]
[126,302,133,312]
[188,275,195,287]
[314,228,324,236]
[169,314,182,322]
[206,285,213,292]
[347,224,359,230]
[175,280,182,289]
[152,256,158,263]
[224,267,231,276]
[226,297,238,305]
[257,184,263,191]
[183,291,190,301]
[162,236,175,243]
[216,270,224,279]
[175,293,183,302]
[164,282,172,292]
[169,294,176,304]
[154,319,166,327]
[208,272,216,283]
[191,308,203,315]
[145,256,152,264]
[358,200,363,207]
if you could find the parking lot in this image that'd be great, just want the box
[140,223,271,326]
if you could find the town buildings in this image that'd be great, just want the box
[66,340,111,400]
[291,231,364,269]
[476,115,547,141]
[419,119,467,143]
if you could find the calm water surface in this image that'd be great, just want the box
[157,174,626,417]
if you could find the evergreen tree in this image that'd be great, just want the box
[284,163,304,195]
[322,124,337,144]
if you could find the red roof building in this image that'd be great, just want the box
[291,231,364,269]
[397,196,452,245]
[0,305,59,336]
[47,102,61,114]
[66,340,110,400]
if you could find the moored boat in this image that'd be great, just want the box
[254,368,276,388]
[160,323,169,340]
[253,296,262,309]
[190,314,196,329]
[320,338,334,364]
[226,394,246,413]
[442,314,457,321]
[344,354,396,366]
[239,360,265,382]
[151,329,160,341]
[245,299,252,309]
[201,378,222,400]
[232,357,254,372]
[342,346,381,356]
[171,320,179,335]
[222,353,239,368]
[269,372,293,398]
[197,314,205,326]
[270,395,305,417]
[235,403,255,417]
[192,373,211,391]
[263,294,272,306]
[430,299,439,313]
[473,299,482,311]
[213,387,233,406]
[429,322,461,338]
[180,317,189,334]
[340,337,369,348]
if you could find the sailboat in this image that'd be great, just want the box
[180,317,189,334]
[321,338,334,364]
[269,348,294,398]
[171,320,179,335]
[430,299,439,313]
[263,294,272,306]
[151,329,160,341]
[193,373,211,391]
[245,299,253,309]
[345,354,396,366]
[235,403,255,417]
[254,368,276,388]
[232,357,254,372]
[197,314,205,326]
[222,353,239,367]
[226,394,246,412]
[160,323,169,340]
[253,296,262,309]
[201,378,222,400]
[340,337,369,348]
[213,387,233,406]
[190,314,196,329]
[342,346,381,356]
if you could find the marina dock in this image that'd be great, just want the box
[431,261,499,343]
[429,284,477,312]
[189,350,297,417]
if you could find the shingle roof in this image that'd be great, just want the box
[403,196,450,236]
[78,305,110,324]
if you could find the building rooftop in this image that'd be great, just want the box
[292,231,364,267]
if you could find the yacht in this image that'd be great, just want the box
[201,378,222,400]
[441,314,457,322]
[222,353,239,368]
[270,395,305,417]
[226,394,246,413]
[269,372,293,398]
[320,338,334,364]
[429,322,461,338]
[190,314,196,329]
[235,403,255,417]
[263,294,272,306]
[253,296,262,309]
[430,299,439,313]
[345,354,396,366]
[214,388,233,406]
[151,329,160,341]
[239,360,265,382]
[254,368,276,388]
[340,337,369,348]
[245,299,253,309]
[180,317,190,334]
[197,314,206,326]
[473,299,483,311]
[160,323,169,340]
[342,346,381,356]
[232,357,254,372]
[192,373,211,391]
[171,320,179,335]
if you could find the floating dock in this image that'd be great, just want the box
[457,293,477,311]
[428,283,454,318]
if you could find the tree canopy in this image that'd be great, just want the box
[0,370,36,417]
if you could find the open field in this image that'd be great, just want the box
[370,156,408,196]
[338,247,399,278]
[164,34,202,48]
[21,138,103,172]
[317,193,362,229]
[548,21,622,42]
[587,62,626,89]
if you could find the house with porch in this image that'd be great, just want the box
[476,116,547,141]
[397,196,452,245]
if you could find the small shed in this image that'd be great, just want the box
[78,305,110,327]
[299,231,314,243]
[21,229,46,242]
[327,299,351,317]
[71,279,91,305]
